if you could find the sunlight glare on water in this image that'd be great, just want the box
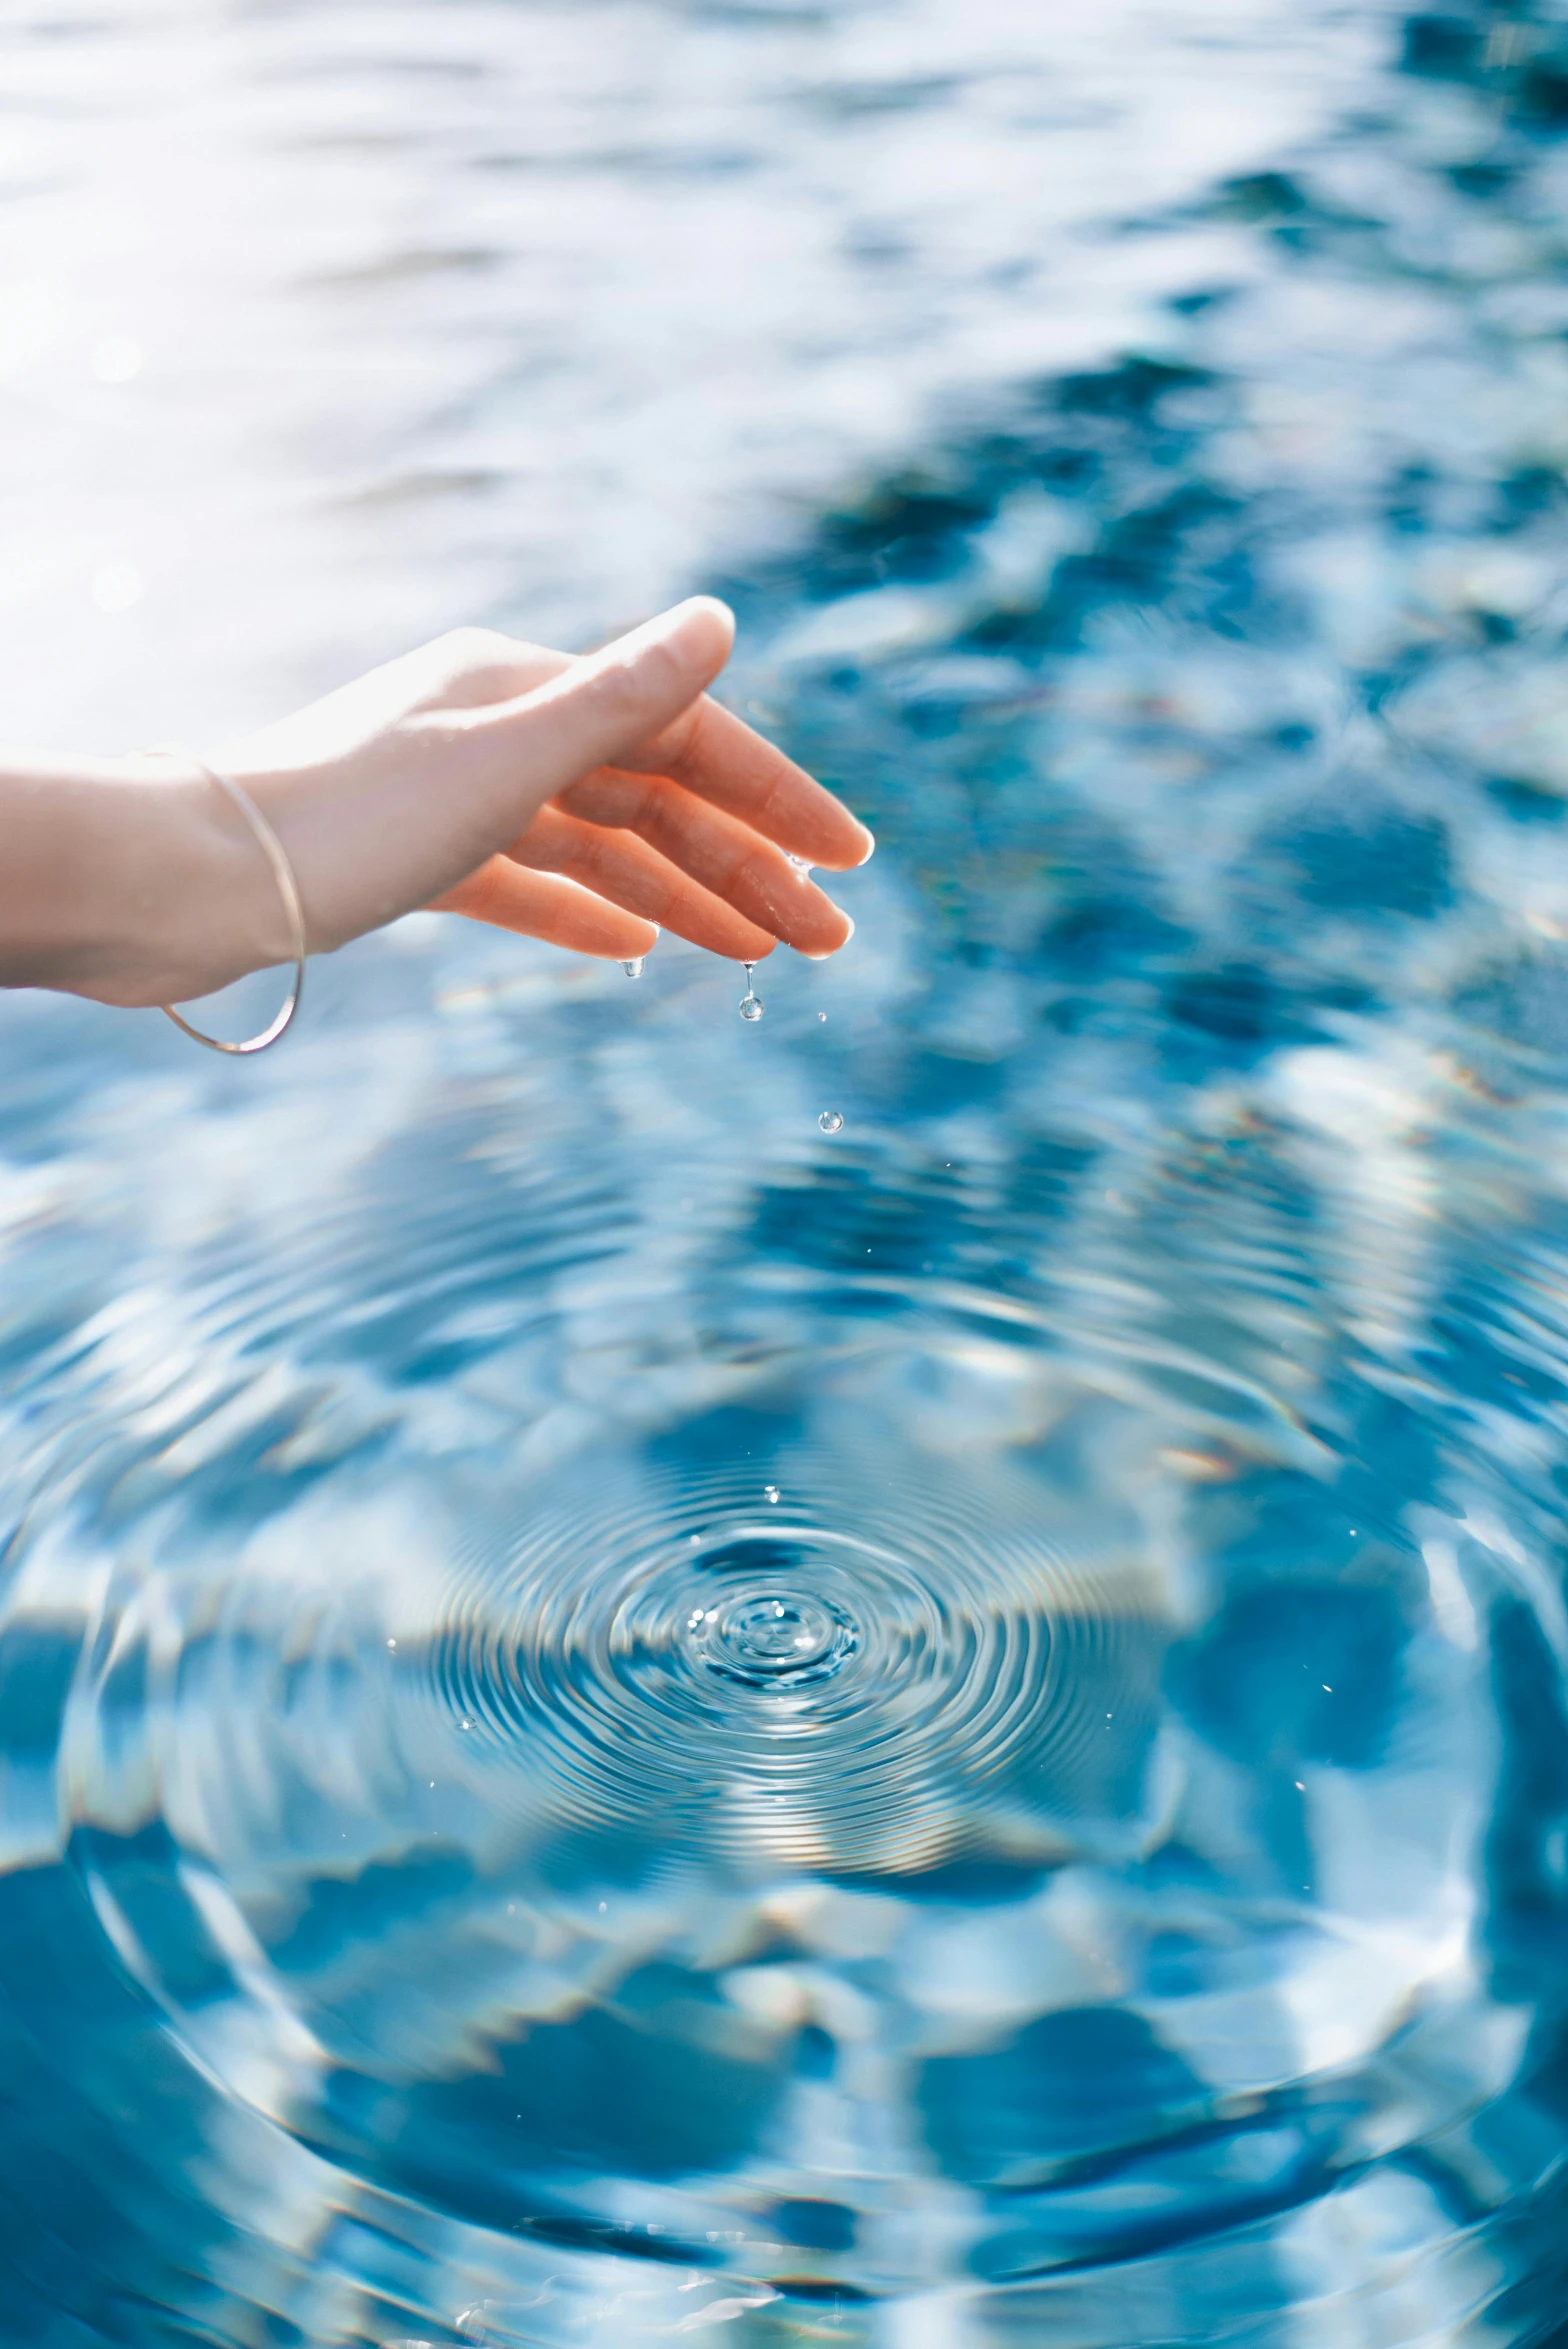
[4,3,1568,2347]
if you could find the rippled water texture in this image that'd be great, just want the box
[7,3,1568,2344]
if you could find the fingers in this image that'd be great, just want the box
[458,598,737,823]
[431,857,658,960]
[410,598,870,977]
[627,696,874,871]
[453,611,872,874]
[552,770,851,956]
[507,805,779,962]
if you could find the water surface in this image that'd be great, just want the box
[4,4,1568,2345]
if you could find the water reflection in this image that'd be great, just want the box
[5,3,1568,2346]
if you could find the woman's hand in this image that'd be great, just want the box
[213,595,870,977]
[0,598,871,1011]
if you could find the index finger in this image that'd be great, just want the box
[627,696,874,873]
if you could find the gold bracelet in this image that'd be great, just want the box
[146,746,307,1055]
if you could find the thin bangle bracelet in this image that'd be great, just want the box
[146,745,308,1055]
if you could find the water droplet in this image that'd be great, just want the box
[622,957,644,979]
[818,1011,828,1022]
[819,1110,844,1134]
[386,1638,396,1650]
[688,1587,857,1688]
[764,1484,780,1504]
[738,963,765,1021]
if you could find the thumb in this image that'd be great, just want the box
[469,596,735,808]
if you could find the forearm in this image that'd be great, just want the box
[0,753,283,1007]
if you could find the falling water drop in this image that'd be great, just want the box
[739,963,765,1022]
[819,1110,844,1135]
[764,1484,780,1504]
[818,1011,828,1022]
[622,957,644,979]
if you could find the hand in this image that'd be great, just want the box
[7,598,871,1009]
[208,596,872,975]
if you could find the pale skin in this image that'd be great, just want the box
[0,597,872,1009]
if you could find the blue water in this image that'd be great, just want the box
[6,3,1568,2344]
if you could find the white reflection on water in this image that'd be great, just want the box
[12,4,1568,2348]
[0,0,1379,747]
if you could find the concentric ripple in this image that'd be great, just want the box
[433,1464,1166,1879]
[12,7,1568,2342]
[688,1582,858,1687]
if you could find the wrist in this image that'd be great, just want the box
[114,755,307,1009]
[0,751,297,1008]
